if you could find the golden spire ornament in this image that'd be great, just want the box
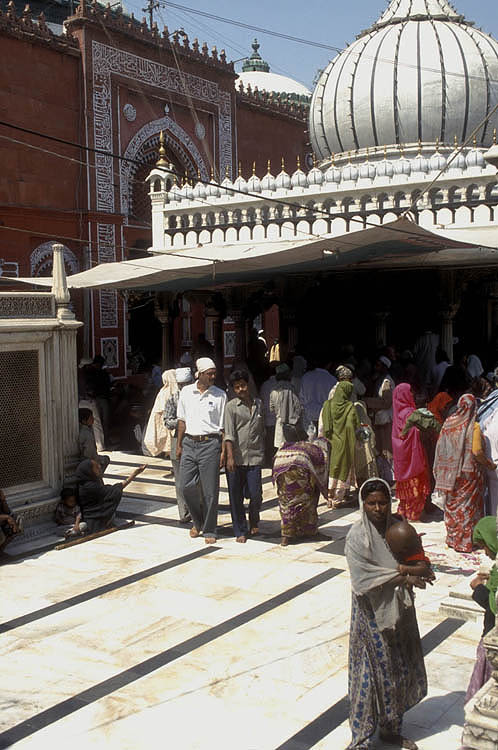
[156,131,168,167]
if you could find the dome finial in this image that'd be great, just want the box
[312,153,317,168]
[454,134,458,148]
[331,152,336,166]
[238,161,242,177]
[281,156,285,171]
[473,135,477,148]
[296,155,301,169]
[156,130,168,167]
[493,129,497,145]
[252,161,256,175]
[383,145,387,160]
[435,137,440,152]
[347,150,351,163]
[242,37,270,73]
[418,139,422,154]
[267,159,271,173]
[366,147,370,162]
[225,164,230,178]
[197,168,201,180]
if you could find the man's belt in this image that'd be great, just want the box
[185,433,221,442]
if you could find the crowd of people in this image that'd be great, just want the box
[3,328,495,748]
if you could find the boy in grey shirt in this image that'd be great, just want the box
[224,369,265,543]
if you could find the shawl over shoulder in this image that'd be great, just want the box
[345,478,413,631]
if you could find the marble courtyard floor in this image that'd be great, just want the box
[0,453,486,749]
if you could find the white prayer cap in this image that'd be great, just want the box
[378,355,391,369]
[195,357,216,377]
[175,367,193,384]
[79,357,93,368]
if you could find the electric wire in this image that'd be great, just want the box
[154,0,498,86]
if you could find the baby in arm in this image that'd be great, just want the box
[386,518,436,583]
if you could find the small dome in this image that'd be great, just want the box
[429,148,447,172]
[219,171,233,196]
[206,172,220,198]
[412,147,430,174]
[233,172,249,194]
[448,143,467,171]
[342,159,359,182]
[193,175,206,200]
[325,161,342,184]
[261,164,276,191]
[247,167,262,194]
[181,179,194,201]
[291,158,308,188]
[359,159,376,180]
[377,157,394,178]
[466,145,486,169]
[275,161,292,190]
[307,160,324,186]
[394,154,411,176]
[237,39,311,100]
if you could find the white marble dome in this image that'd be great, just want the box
[310,0,498,159]
[238,39,311,99]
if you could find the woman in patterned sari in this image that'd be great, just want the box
[392,383,431,521]
[345,478,427,750]
[273,438,329,546]
[434,394,494,553]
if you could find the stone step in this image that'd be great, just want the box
[440,596,484,622]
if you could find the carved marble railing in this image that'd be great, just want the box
[147,158,498,250]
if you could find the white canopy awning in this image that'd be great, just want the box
[5,218,498,292]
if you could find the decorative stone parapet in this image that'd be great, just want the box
[0,0,79,53]
[67,0,234,74]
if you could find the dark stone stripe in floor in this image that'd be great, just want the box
[0,567,341,748]
[0,547,218,634]
[274,617,466,750]
[421,617,464,656]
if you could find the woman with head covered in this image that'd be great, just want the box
[345,478,427,750]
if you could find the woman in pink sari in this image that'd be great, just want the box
[392,383,431,521]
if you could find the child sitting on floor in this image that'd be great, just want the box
[54,488,87,538]
[386,517,435,583]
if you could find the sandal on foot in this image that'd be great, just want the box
[189,527,200,538]
[204,536,216,545]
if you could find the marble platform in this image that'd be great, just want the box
[0,452,488,749]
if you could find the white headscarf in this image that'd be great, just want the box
[143,369,178,456]
[345,478,413,631]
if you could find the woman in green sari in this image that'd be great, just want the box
[322,381,359,509]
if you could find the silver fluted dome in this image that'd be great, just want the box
[310,0,498,160]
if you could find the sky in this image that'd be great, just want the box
[123,0,498,90]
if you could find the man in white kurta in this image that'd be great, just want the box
[176,358,226,543]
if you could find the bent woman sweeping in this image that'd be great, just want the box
[345,479,427,750]
[273,438,329,546]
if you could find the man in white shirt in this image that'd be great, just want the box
[299,357,336,435]
[177,358,226,543]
